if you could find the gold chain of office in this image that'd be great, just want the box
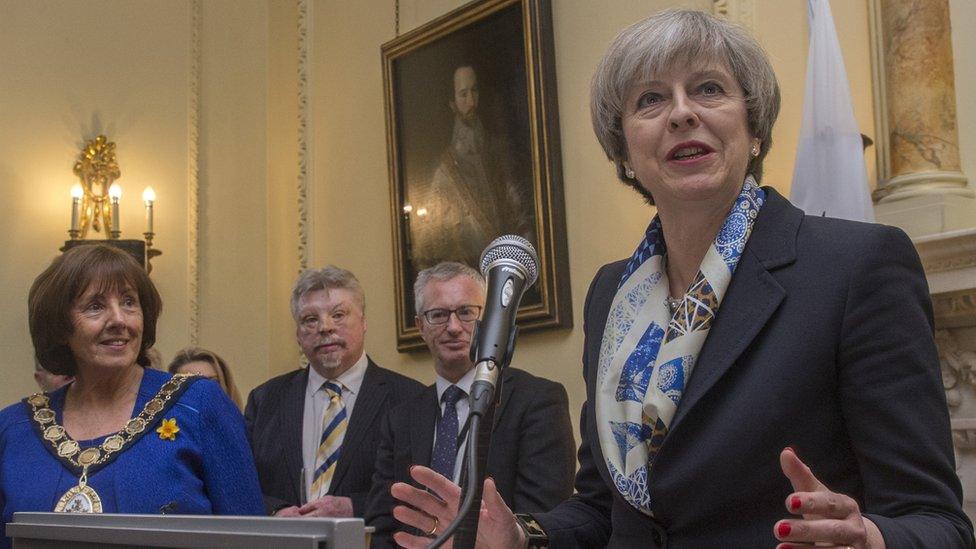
[26,373,195,469]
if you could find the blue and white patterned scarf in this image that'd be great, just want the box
[595,177,765,516]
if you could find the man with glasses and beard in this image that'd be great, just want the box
[246,266,423,517]
[364,262,574,546]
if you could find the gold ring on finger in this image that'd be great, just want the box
[425,516,439,537]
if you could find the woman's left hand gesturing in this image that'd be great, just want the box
[774,447,886,549]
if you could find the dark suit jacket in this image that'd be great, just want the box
[364,367,576,547]
[244,358,424,516]
[535,188,973,548]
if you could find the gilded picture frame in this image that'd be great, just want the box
[382,0,571,351]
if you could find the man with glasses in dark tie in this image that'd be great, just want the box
[245,266,423,518]
[364,262,575,546]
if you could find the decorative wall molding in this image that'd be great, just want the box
[297,0,311,272]
[940,329,976,407]
[187,0,202,345]
[942,327,976,450]
[711,0,754,30]
[954,418,976,450]
[933,289,976,330]
[915,228,976,274]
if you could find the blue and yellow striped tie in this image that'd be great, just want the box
[311,381,347,499]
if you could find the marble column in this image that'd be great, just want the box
[873,0,970,203]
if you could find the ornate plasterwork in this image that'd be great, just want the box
[955,419,976,450]
[187,0,201,345]
[915,229,976,274]
[927,233,976,451]
[711,0,754,30]
[933,290,976,330]
[297,0,311,272]
[940,330,976,408]
[941,329,976,450]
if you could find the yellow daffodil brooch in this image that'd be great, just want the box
[156,418,180,441]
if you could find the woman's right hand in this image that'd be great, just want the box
[390,465,527,549]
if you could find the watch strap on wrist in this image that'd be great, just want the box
[514,513,549,547]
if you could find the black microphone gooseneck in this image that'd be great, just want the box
[428,235,538,549]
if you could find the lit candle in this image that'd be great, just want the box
[109,183,122,236]
[70,184,83,233]
[142,186,156,234]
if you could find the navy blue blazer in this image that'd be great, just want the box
[245,358,424,516]
[535,188,973,548]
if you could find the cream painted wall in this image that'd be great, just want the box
[196,0,276,398]
[0,1,294,407]
[0,1,193,405]
[305,0,884,436]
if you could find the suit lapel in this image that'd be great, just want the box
[669,189,800,433]
[282,369,308,503]
[411,385,439,467]
[331,359,386,491]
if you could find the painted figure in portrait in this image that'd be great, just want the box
[409,63,536,271]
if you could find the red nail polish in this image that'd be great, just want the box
[777,522,792,538]
[789,496,801,511]
[781,545,793,549]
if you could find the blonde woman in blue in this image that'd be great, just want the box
[0,245,264,547]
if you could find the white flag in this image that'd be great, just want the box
[790,0,874,222]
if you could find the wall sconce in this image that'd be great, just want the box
[60,135,162,272]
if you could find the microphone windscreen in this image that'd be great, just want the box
[478,235,539,285]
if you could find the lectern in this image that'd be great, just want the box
[8,513,371,548]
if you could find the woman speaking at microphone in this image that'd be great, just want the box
[0,245,264,548]
[387,9,971,548]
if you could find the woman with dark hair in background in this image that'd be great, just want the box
[0,244,263,548]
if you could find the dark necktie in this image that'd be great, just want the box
[431,385,466,480]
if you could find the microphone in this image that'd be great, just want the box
[433,237,539,549]
[468,235,538,418]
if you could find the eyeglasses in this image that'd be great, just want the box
[420,305,482,325]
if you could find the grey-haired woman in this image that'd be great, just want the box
[386,10,972,549]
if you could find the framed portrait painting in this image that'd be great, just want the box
[382,0,571,351]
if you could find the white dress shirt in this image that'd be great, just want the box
[301,352,368,500]
[433,366,476,484]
